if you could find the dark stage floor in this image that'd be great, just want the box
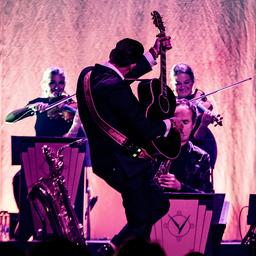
[0,240,255,256]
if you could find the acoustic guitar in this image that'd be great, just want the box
[138,11,181,159]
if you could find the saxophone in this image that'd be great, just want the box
[28,144,85,245]
[153,159,172,187]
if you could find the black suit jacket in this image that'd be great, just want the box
[169,141,214,193]
[76,57,166,180]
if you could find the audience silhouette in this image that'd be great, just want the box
[115,237,166,256]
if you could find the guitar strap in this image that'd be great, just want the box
[83,71,153,160]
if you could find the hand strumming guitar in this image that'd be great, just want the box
[170,117,183,132]
[163,117,183,138]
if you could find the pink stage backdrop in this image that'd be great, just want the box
[0,0,255,241]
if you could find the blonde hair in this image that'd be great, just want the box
[41,67,66,97]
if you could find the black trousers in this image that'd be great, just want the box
[100,160,170,247]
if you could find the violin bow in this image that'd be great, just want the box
[41,77,252,113]
[189,77,252,103]
[40,93,76,113]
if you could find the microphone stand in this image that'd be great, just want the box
[85,166,91,240]
[84,166,98,240]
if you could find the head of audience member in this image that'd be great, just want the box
[0,243,26,256]
[175,99,198,146]
[170,63,195,98]
[115,237,166,256]
[41,67,66,98]
[28,236,91,256]
[109,38,144,76]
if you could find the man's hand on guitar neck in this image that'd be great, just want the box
[149,36,172,60]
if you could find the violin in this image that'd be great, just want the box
[190,89,223,127]
[45,94,77,122]
[5,93,77,123]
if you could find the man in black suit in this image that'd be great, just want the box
[76,37,182,255]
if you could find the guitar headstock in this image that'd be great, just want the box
[151,11,165,35]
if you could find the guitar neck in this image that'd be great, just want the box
[151,10,171,100]
[160,45,167,97]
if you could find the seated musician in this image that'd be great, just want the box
[169,63,218,170]
[158,99,214,193]
[6,67,84,241]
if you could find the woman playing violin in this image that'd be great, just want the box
[6,67,77,136]
[170,63,218,170]
[6,67,84,241]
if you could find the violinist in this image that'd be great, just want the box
[169,63,218,170]
[6,67,77,136]
[6,67,83,241]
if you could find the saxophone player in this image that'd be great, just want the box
[158,99,214,193]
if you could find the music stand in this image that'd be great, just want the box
[11,136,86,239]
[151,193,226,256]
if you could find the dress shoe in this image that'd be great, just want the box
[97,243,115,256]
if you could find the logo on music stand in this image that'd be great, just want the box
[164,211,194,241]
